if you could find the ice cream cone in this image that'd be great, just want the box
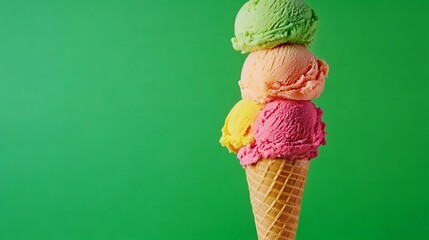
[245,159,310,240]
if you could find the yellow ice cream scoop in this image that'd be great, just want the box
[220,99,262,153]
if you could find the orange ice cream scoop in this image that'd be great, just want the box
[239,44,329,103]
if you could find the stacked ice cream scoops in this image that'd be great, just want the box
[220,0,329,239]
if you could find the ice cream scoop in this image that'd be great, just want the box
[240,44,329,103]
[232,0,319,53]
[238,99,326,166]
[220,99,263,153]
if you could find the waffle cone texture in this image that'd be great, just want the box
[245,159,310,240]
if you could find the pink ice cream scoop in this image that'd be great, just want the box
[238,99,326,166]
[239,44,329,103]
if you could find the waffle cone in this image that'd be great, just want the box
[245,159,310,240]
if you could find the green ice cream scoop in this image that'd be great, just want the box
[232,0,319,53]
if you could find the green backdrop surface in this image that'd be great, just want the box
[0,0,428,239]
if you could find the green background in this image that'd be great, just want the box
[0,0,428,239]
